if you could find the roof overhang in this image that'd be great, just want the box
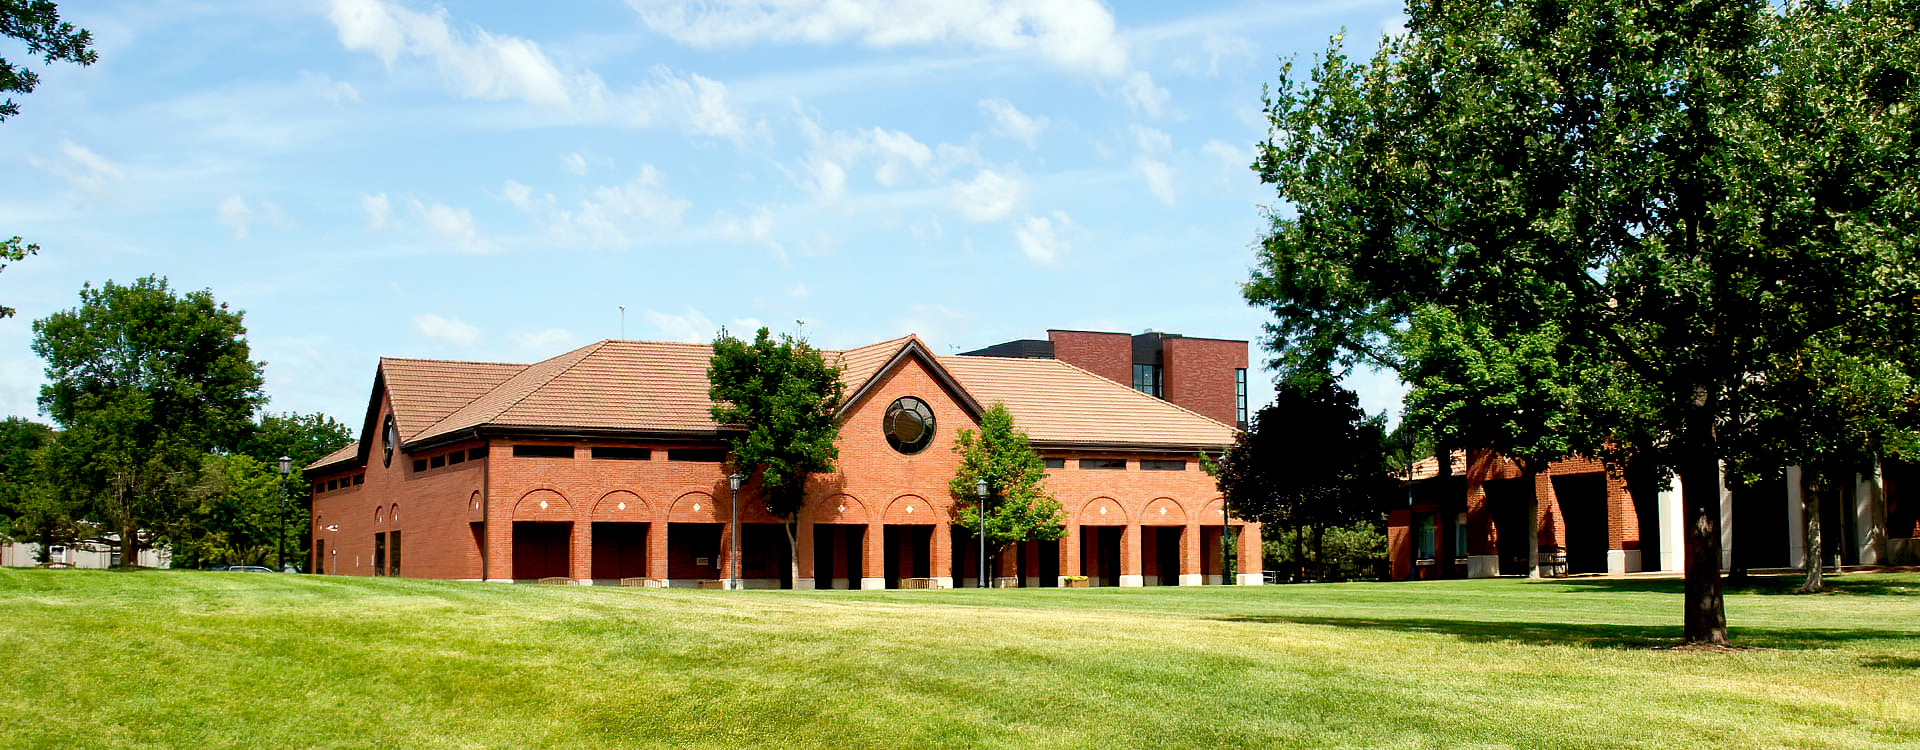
[837,337,984,421]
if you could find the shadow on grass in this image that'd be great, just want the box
[1220,615,1916,650]
[1539,575,1920,597]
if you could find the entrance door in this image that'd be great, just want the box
[1554,474,1609,574]
[591,522,648,580]
[512,521,571,579]
[1486,478,1533,576]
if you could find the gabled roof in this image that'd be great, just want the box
[311,334,1239,472]
[938,355,1237,450]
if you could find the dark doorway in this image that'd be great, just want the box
[1036,539,1059,586]
[373,532,387,576]
[1144,526,1182,585]
[1731,478,1789,570]
[512,521,570,579]
[1081,526,1123,586]
[740,523,793,588]
[591,522,648,580]
[812,524,864,589]
[667,522,721,580]
[1485,477,1533,576]
[1815,482,1858,567]
[313,539,325,575]
[469,522,486,579]
[883,525,932,588]
[1553,474,1610,574]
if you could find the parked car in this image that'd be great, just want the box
[226,565,274,573]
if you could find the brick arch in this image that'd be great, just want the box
[467,490,483,522]
[373,505,384,525]
[514,488,573,521]
[813,493,869,524]
[882,493,943,524]
[591,490,654,521]
[1078,496,1129,525]
[1141,496,1188,524]
[1197,496,1242,525]
[390,503,401,524]
[669,491,719,523]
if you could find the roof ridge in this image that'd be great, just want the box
[414,340,611,439]
[381,355,529,367]
[954,354,1241,431]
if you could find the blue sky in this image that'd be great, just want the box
[0,0,1409,428]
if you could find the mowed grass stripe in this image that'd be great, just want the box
[1,569,1916,748]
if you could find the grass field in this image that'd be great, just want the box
[2,570,1917,749]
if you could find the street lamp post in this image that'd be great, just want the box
[276,456,291,573]
[974,478,988,589]
[728,472,744,591]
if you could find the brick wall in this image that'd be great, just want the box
[1162,337,1248,427]
[1047,330,1131,387]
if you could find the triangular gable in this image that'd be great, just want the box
[410,341,609,445]
[837,335,983,421]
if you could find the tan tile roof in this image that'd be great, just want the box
[1402,450,1468,481]
[381,357,527,440]
[307,442,360,472]
[937,355,1238,449]
[363,337,1236,452]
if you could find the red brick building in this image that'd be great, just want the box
[307,336,1261,588]
[960,329,1251,428]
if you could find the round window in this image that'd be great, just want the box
[383,415,398,468]
[884,397,936,454]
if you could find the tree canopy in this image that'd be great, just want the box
[32,276,266,568]
[1248,0,1920,643]
[1,0,96,318]
[947,402,1066,579]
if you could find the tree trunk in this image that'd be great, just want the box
[1799,472,1824,594]
[1678,456,1728,645]
[119,522,139,570]
[783,520,799,590]
[1312,524,1325,582]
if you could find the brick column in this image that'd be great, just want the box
[795,516,816,589]
[570,520,591,583]
[647,521,668,584]
[1238,524,1263,585]
[1180,522,1201,585]
[1061,521,1080,586]
[1023,540,1040,587]
[717,521,735,588]
[862,521,886,589]
[487,515,514,581]
[931,522,952,588]
[1120,522,1143,587]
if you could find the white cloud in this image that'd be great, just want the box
[411,313,481,347]
[947,168,1024,222]
[1131,124,1172,154]
[629,65,749,138]
[30,140,126,203]
[1170,34,1255,78]
[361,192,391,229]
[717,206,781,258]
[327,0,598,106]
[1118,70,1169,117]
[500,180,533,211]
[512,328,578,351]
[560,152,588,175]
[632,0,1128,75]
[412,199,498,253]
[1014,210,1074,264]
[793,106,976,203]
[216,195,291,239]
[1137,157,1175,206]
[643,307,718,343]
[980,98,1048,148]
[1201,138,1245,166]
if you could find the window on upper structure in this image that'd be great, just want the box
[429,454,446,469]
[1141,460,1186,471]
[1132,363,1162,398]
[668,448,726,463]
[1454,513,1468,559]
[592,446,652,461]
[512,445,574,459]
[1414,513,1437,561]
[1079,458,1127,470]
[353,474,364,485]
[447,450,465,466]
[1236,368,1248,427]
[468,446,488,461]
[1042,458,1066,469]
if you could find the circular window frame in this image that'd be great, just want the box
[883,397,936,455]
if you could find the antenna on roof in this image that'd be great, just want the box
[618,305,626,340]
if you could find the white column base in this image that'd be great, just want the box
[933,576,954,589]
[1178,573,1203,586]
[1024,576,1040,588]
[483,578,515,584]
[1606,549,1629,576]
[1236,573,1264,586]
[794,578,816,590]
[1142,575,1161,586]
[859,577,886,590]
[830,577,850,589]
[1118,574,1144,587]
[1205,574,1224,585]
[1466,555,1500,578]
[1621,549,1642,574]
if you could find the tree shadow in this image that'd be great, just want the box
[1860,655,1920,670]
[1219,614,1915,650]
[1541,574,1920,597]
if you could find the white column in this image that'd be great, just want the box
[1786,466,1807,569]
[1719,463,1735,571]
[1857,465,1886,565]
[1658,474,1684,574]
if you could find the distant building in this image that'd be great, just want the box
[307,335,1260,588]
[959,329,1251,428]
[1,539,170,569]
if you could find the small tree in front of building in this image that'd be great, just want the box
[948,402,1065,584]
[708,326,845,586]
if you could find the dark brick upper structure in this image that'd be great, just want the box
[960,329,1250,428]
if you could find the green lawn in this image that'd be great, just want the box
[2,570,1916,749]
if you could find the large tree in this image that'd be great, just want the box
[1,0,97,318]
[232,412,354,572]
[0,416,74,561]
[1249,0,1920,643]
[947,402,1066,585]
[33,277,267,568]
[708,326,845,587]
[1215,380,1393,582]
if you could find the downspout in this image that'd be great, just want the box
[479,429,490,581]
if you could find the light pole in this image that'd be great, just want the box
[975,478,988,589]
[276,456,291,573]
[728,472,744,590]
